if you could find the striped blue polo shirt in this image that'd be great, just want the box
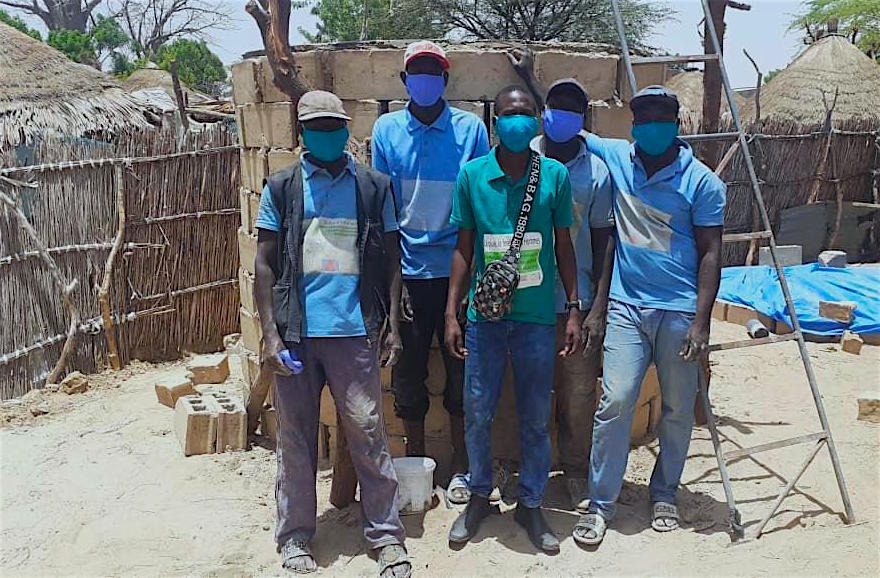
[371,102,490,279]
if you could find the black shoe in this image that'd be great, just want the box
[514,505,560,553]
[448,496,491,544]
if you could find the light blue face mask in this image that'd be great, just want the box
[302,126,349,163]
[631,121,679,156]
[495,114,539,153]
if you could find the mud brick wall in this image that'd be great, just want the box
[232,44,666,473]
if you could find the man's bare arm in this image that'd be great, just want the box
[445,229,475,359]
[255,229,291,376]
[681,225,723,361]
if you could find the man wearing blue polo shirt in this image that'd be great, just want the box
[372,40,490,503]
[571,86,726,546]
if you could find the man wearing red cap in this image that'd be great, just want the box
[372,40,490,505]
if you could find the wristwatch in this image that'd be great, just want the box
[565,299,587,312]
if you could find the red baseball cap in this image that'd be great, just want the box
[404,41,450,70]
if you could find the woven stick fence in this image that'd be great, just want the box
[0,129,240,399]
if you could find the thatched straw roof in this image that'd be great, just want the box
[123,65,212,104]
[664,70,749,129]
[0,21,150,148]
[742,35,880,125]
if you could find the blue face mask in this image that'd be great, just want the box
[542,108,583,143]
[495,114,539,153]
[405,73,445,107]
[631,121,679,156]
[302,126,349,163]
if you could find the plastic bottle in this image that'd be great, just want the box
[279,349,304,375]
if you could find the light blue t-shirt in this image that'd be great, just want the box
[372,102,490,279]
[530,136,614,314]
[255,153,399,337]
[585,135,726,313]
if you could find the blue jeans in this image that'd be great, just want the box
[589,300,699,520]
[464,320,556,508]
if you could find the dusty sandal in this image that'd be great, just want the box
[281,539,317,574]
[447,473,471,504]
[378,544,412,578]
[652,502,680,532]
[572,512,607,546]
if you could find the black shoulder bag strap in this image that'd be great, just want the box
[504,152,542,264]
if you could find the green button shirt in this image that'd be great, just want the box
[451,147,574,326]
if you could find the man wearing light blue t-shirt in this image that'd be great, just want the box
[372,41,490,503]
[571,86,726,546]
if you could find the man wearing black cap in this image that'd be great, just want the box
[570,85,726,545]
[509,48,616,514]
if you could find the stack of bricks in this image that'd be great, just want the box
[174,392,248,456]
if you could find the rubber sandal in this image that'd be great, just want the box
[572,512,607,546]
[281,539,317,574]
[651,501,680,532]
[377,544,412,578]
[447,473,471,505]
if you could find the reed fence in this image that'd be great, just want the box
[0,129,240,399]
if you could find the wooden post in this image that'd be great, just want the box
[330,418,358,508]
[98,165,126,370]
[700,0,728,167]
[169,60,188,130]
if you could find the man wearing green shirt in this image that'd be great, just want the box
[445,86,582,553]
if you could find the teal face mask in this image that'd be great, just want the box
[302,126,349,162]
[631,121,679,156]
[495,114,539,153]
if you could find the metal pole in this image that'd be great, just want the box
[698,0,854,524]
[753,440,825,538]
[610,0,638,98]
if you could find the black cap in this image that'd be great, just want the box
[630,85,680,116]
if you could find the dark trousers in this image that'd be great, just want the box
[391,278,464,420]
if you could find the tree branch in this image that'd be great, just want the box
[246,0,312,103]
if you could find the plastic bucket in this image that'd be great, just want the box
[392,456,436,514]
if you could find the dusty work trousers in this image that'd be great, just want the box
[554,315,600,479]
[273,337,405,550]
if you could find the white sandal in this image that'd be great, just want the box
[447,473,471,505]
[652,501,680,532]
[572,512,607,546]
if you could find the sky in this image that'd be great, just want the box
[13,0,809,89]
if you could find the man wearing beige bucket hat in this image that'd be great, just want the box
[254,90,412,578]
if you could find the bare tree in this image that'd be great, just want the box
[0,0,103,32]
[111,0,233,59]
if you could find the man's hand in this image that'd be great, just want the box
[382,329,403,367]
[261,330,292,377]
[679,320,710,362]
[507,46,536,81]
[400,283,414,323]
[582,308,607,355]
[445,313,468,360]
[559,310,583,357]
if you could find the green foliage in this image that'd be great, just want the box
[764,68,782,84]
[91,15,130,54]
[790,0,880,59]
[301,0,443,42]
[0,8,41,40]
[157,39,227,93]
[47,28,98,66]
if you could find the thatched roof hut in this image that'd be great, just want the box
[664,70,749,132]
[0,21,150,148]
[123,65,213,104]
[742,35,880,126]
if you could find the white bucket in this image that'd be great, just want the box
[392,456,436,514]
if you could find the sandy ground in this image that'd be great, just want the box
[1,320,879,577]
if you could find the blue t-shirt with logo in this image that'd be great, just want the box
[255,153,399,337]
[372,102,490,279]
[585,134,726,313]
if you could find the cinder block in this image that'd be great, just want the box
[450,101,486,119]
[388,100,407,113]
[203,392,247,452]
[232,59,260,105]
[238,103,297,149]
[155,373,195,408]
[535,50,618,103]
[342,99,380,141]
[239,104,263,148]
[380,364,392,389]
[268,148,298,174]
[759,245,802,267]
[712,301,728,321]
[240,149,269,193]
[446,50,523,101]
[239,187,250,230]
[333,49,406,100]
[860,333,880,346]
[234,107,246,147]
[819,300,857,324]
[841,332,863,355]
[187,353,230,385]
[591,103,632,139]
[238,227,257,275]
[240,306,262,354]
[818,250,847,268]
[256,55,306,103]
[857,392,880,423]
[248,191,261,232]
[174,395,217,456]
[239,267,257,314]
[724,302,757,326]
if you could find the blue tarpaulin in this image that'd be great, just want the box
[718,264,880,336]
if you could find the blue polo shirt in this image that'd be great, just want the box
[372,102,490,279]
[585,135,726,313]
[530,136,614,314]
[255,153,399,337]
